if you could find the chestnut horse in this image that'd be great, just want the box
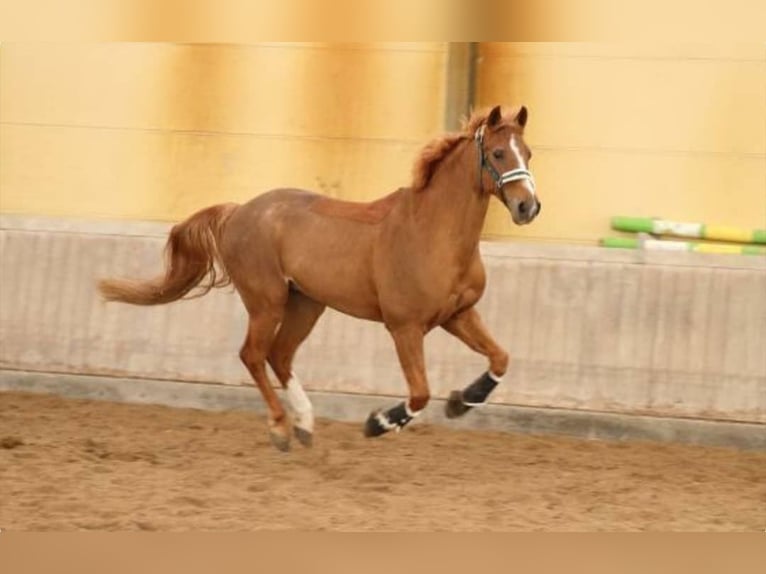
[99,105,541,451]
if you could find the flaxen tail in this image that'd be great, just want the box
[98,203,238,305]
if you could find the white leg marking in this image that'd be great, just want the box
[404,403,423,418]
[375,411,398,431]
[285,373,314,433]
[488,371,504,383]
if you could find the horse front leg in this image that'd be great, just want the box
[441,307,509,418]
[364,324,429,437]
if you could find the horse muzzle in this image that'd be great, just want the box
[509,196,542,225]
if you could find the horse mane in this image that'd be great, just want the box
[410,108,493,191]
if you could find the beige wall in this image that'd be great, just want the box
[2,42,765,244]
[0,43,447,221]
[478,43,766,244]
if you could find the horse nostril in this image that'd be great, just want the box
[518,201,528,214]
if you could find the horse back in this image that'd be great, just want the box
[309,188,404,225]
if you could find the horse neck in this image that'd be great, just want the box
[410,139,490,263]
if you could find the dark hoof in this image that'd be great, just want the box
[294,426,313,448]
[269,431,291,452]
[363,410,390,438]
[445,390,472,419]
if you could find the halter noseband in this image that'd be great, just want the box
[474,124,535,206]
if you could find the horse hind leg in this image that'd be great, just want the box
[267,290,326,447]
[240,308,292,451]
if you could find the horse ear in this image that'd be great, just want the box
[515,105,528,128]
[487,105,503,128]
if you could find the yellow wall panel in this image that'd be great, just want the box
[478,45,766,155]
[484,150,766,243]
[478,43,766,243]
[160,135,419,218]
[0,124,420,221]
[0,44,174,131]
[1,43,445,221]
[1,124,173,220]
[1,43,447,140]
[3,42,764,245]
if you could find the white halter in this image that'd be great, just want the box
[474,124,536,193]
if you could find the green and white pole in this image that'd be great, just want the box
[601,236,766,256]
[611,216,766,245]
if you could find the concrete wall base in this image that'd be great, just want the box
[3,215,765,425]
[2,370,763,451]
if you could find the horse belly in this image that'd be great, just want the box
[282,229,382,322]
[291,269,383,321]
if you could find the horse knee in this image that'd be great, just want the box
[240,345,264,369]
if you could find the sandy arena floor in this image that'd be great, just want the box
[1,391,764,531]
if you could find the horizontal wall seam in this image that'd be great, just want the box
[2,371,764,450]
[1,368,763,426]
[3,121,763,159]
[2,365,762,402]
[0,120,427,146]
[173,42,449,54]
[530,143,766,160]
[480,53,766,64]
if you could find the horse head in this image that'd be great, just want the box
[475,105,541,225]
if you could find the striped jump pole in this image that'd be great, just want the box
[611,216,766,245]
[601,236,766,256]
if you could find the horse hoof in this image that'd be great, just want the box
[294,426,313,448]
[363,410,389,438]
[445,390,472,419]
[269,431,291,452]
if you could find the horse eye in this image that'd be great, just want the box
[492,149,504,159]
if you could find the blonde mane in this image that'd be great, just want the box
[410,109,494,191]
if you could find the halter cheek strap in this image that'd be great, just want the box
[474,125,535,205]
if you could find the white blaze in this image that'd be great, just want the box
[285,373,314,433]
[509,134,536,197]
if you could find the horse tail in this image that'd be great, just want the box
[98,203,238,306]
